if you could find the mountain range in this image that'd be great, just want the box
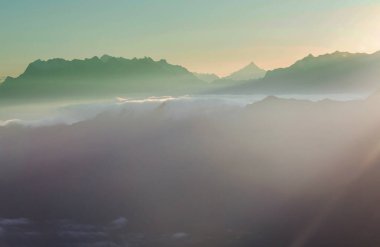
[218,51,380,94]
[1,51,380,104]
[0,56,206,103]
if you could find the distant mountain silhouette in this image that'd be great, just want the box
[199,62,266,91]
[218,51,380,94]
[3,51,380,103]
[193,72,219,83]
[224,62,266,81]
[0,55,205,103]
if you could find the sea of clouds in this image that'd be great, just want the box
[1,93,380,246]
[0,94,368,128]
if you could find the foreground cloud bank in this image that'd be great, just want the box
[1,94,380,246]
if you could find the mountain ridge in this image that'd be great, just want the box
[217,51,380,94]
[0,55,205,103]
[2,51,380,104]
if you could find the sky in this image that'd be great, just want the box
[1,0,380,78]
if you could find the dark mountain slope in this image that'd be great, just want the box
[0,55,205,103]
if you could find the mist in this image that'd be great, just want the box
[1,94,380,246]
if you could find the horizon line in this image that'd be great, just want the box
[1,49,379,81]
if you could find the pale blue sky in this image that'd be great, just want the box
[1,0,380,78]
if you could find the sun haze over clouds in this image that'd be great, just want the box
[0,0,380,78]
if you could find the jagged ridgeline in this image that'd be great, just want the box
[0,56,206,103]
[217,51,380,94]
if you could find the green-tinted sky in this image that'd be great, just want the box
[1,0,380,78]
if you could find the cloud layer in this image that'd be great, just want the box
[1,95,380,246]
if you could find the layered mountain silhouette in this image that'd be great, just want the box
[218,51,380,94]
[2,51,380,104]
[0,55,205,103]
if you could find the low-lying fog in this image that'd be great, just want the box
[1,93,380,247]
[0,94,368,127]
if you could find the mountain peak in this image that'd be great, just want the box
[225,62,266,81]
[248,61,259,67]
